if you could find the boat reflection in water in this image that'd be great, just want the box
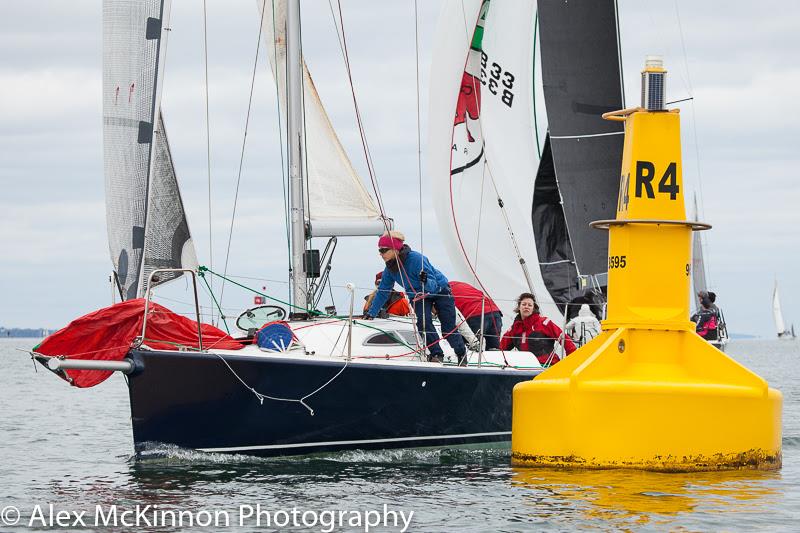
[511,467,781,525]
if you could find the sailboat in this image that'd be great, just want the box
[773,281,796,339]
[428,0,622,327]
[690,195,729,350]
[31,0,592,458]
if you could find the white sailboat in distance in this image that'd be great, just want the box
[773,281,796,339]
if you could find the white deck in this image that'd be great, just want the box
[205,316,543,371]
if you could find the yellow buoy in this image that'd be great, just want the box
[511,57,782,471]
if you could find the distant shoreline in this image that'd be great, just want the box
[0,329,53,339]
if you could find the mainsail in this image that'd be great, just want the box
[103,0,196,300]
[258,0,383,237]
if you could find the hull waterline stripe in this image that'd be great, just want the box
[198,431,511,453]
[550,131,624,140]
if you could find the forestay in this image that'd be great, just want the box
[258,0,383,237]
[103,0,196,299]
[428,0,557,320]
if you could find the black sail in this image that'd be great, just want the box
[533,134,579,310]
[534,0,624,298]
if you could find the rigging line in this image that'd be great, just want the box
[202,0,214,325]
[324,2,391,230]
[472,155,487,271]
[666,96,694,105]
[672,0,694,96]
[327,276,336,311]
[672,0,710,282]
[550,131,625,140]
[329,2,378,198]
[326,1,391,237]
[483,162,536,295]
[218,4,268,310]
[414,0,424,257]
[334,0,389,225]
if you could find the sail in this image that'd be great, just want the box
[691,195,708,297]
[428,0,559,319]
[773,282,786,336]
[532,134,579,308]
[141,110,199,292]
[103,0,173,299]
[258,0,383,237]
[536,0,624,291]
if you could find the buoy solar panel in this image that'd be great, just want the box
[256,322,294,352]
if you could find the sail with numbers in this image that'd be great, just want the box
[428,0,623,321]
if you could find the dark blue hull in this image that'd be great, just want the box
[127,350,540,457]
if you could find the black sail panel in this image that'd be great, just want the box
[532,134,578,312]
[537,0,624,278]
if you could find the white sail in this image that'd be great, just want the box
[428,0,556,319]
[773,281,787,336]
[691,195,708,298]
[258,0,383,237]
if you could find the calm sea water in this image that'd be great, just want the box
[1,338,798,532]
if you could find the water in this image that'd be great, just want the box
[1,338,798,532]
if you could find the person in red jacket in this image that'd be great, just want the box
[449,281,503,350]
[363,272,411,317]
[500,293,576,365]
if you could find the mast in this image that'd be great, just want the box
[287,0,308,315]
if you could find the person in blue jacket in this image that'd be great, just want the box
[364,231,466,365]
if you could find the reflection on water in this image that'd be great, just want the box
[512,466,782,527]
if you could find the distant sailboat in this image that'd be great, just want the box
[690,195,728,350]
[773,281,796,339]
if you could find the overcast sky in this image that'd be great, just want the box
[1,1,798,337]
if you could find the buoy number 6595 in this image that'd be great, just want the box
[608,255,627,269]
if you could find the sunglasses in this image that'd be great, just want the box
[378,247,391,254]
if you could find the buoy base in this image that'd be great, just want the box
[512,448,781,473]
[511,327,782,471]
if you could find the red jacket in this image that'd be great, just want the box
[449,281,501,319]
[363,290,411,316]
[500,313,576,364]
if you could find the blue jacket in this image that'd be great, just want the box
[367,248,449,317]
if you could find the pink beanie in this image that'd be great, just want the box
[378,234,404,251]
